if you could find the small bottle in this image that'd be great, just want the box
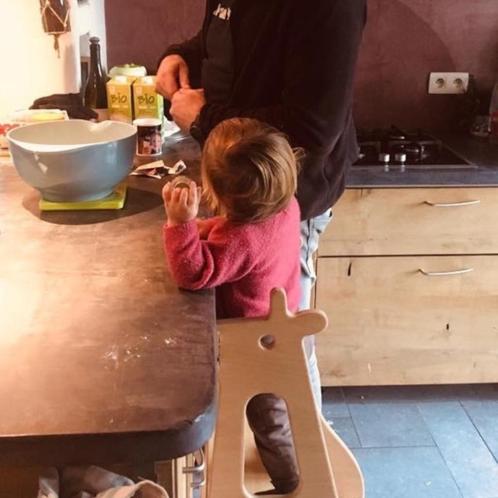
[84,37,108,121]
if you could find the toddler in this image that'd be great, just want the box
[163,118,302,494]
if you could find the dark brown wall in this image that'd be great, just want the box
[105,0,203,73]
[105,0,498,131]
[355,0,498,130]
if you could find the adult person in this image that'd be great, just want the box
[156,0,366,493]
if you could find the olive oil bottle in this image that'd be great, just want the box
[84,37,108,121]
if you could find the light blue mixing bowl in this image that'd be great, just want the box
[7,119,137,202]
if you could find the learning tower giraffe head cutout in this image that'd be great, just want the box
[209,288,364,498]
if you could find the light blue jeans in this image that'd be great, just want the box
[300,208,333,409]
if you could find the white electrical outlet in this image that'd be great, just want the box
[428,72,469,94]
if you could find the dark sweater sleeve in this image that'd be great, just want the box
[197,0,367,153]
[158,30,204,85]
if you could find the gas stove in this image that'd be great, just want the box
[354,126,476,170]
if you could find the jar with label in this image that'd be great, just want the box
[134,118,163,156]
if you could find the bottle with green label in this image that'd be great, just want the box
[83,37,108,121]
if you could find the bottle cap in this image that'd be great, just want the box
[89,36,100,44]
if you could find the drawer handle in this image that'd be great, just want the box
[183,448,205,473]
[418,267,474,277]
[424,199,480,207]
[183,448,206,490]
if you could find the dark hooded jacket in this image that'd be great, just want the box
[162,0,367,219]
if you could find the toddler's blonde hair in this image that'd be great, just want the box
[201,118,299,223]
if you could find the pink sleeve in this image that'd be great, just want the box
[163,220,251,290]
[196,217,220,239]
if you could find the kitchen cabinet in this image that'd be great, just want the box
[0,456,206,498]
[315,187,498,386]
[318,188,498,256]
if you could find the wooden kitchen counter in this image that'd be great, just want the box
[0,138,216,466]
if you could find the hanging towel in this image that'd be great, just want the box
[37,466,169,498]
[96,481,169,498]
[38,467,59,498]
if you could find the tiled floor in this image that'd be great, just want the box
[322,384,498,498]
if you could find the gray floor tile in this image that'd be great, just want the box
[461,397,498,462]
[322,387,349,418]
[353,446,463,498]
[328,417,361,449]
[348,400,435,448]
[418,401,498,498]
[343,385,478,404]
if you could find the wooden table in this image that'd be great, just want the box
[0,138,216,466]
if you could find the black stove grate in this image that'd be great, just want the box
[354,126,474,169]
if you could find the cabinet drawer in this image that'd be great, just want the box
[319,188,498,256]
[315,255,498,386]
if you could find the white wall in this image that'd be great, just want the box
[79,0,108,69]
[0,0,84,117]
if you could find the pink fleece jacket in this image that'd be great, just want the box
[163,198,301,319]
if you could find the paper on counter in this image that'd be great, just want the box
[130,159,187,179]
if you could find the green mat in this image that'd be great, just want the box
[39,183,127,211]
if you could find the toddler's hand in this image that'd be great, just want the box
[162,180,200,226]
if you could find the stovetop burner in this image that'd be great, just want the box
[354,126,475,170]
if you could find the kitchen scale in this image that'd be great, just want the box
[39,182,127,211]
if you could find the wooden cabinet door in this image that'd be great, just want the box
[315,255,498,386]
[319,188,498,256]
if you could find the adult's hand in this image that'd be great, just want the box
[156,55,191,100]
[170,88,206,131]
